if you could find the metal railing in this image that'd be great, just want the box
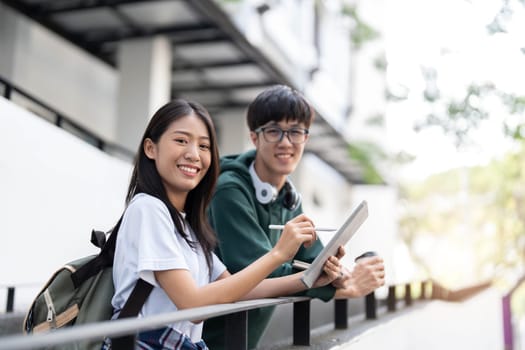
[0,297,311,350]
[0,76,134,161]
[0,280,441,350]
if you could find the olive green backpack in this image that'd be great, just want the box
[23,219,152,349]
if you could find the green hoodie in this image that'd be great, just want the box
[202,150,335,350]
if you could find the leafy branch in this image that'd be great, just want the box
[342,4,380,50]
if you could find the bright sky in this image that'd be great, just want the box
[384,0,525,181]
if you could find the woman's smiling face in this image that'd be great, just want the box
[144,113,211,210]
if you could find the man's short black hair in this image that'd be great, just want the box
[246,85,315,131]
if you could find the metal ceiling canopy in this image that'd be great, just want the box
[2,0,367,184]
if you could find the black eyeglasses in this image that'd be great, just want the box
[254,126,309,144]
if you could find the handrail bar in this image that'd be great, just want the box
[0,279,492,349]
[0,296,309,350]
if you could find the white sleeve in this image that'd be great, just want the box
[210,252,227,282]
[124,195,190,286]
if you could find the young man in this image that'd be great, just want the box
[202,85,385,349]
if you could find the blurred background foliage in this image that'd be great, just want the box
[399,145,525,287]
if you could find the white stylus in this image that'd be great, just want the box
[268,225,336,231]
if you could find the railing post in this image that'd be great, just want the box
[4,84,12,99]
[97,139,105,152]
[334,299,348,329]
[365,293,376,319]
[405,283,412,306]
[387,285,396,312]
[293,299,310,346]
[55,113,63,127]
[502,294,513,350]
[225,311,248,350]
[420,280,427,299]
[6,287,15,313]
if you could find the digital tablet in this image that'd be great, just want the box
[300,200,368,288]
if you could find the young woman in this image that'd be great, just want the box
[105,99,342,349]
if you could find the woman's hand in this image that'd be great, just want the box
[329,246,349,288]
[272,214,317,262]
[312,255,342,288]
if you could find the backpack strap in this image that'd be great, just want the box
[117,279,153,318]
[111,278,153,349]
[71,217,122,288]
[90,229,107,249]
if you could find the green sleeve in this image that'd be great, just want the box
[209,184,294,277]
[303,284,336,301]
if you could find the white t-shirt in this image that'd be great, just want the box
[111,193,227,342]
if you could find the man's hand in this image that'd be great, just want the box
[334,255,385,298]
[331,265,352,289]
[273,214,317,261]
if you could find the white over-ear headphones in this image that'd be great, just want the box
[249,162,278,204]
[248,162,302,210]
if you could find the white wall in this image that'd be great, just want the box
[305,1,353,130]
[299,153,352,228]
[213,110,253,156]
[0,97,131,311]
[345,0,388,147]
[348,185,397,295]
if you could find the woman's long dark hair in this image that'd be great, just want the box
[124,99,220,272]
